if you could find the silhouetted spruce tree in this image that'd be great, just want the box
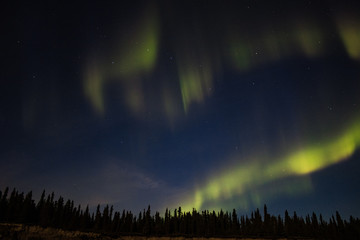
[102,204,110,232]
[109,206,113,224]
[329,215,340,239]
[284,209,291,236]
[276,215,284,236]
[0,187,9,221]
[132,215,138,233]
[347,215,360,239]
[178,206,185,234]
[2,186,360,238]
[164,208,170,235]
[252,208,262,236]
[7,189,17,222]
[143,205,152,235]
[311,212,319,237]
[196,209,205,236]
[112,211,120,233]
[269,215,277,236]
[62,199,74,229]
[80,205,91,230]
[119,210,126,232]
[200,210,207,236]
[173,208,178,234]
[231,208,239,235]
[94,204,102,231]
[336,210,345,234]
[37,191,51,227]
[22,191,36,224]
[69,204,81,230]
[154,211,162,235]
[185,211,192,235]
[239,215,245,235]
[263,204,271,235]
[125,211,134,233]
[54,196,64,227]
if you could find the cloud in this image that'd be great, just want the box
[48,158,176,213]
[100,161,162,190]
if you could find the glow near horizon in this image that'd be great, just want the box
[78,8,360,214]
[178,119,360,212]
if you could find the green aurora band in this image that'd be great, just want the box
[178,119,360,212]
[83,4,159,115]
[78,4,360,213]
[83,10,360,120]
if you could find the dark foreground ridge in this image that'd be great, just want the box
[0,187,359,239]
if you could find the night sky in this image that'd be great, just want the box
[2,0,360,218]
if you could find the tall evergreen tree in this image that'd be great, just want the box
[1,187,360,239]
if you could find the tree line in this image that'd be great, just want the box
[0,187,359,239]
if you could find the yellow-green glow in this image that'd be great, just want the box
[179,120,360,212]
[287,133,357,175]
[114,10,159,77]
[178,57,214,113]
[84,62,104,114]
[123,81,145,115]
[294,22,324,57]
[83,5,159,115]
[83,12,360,123]
[227,20,325,72]
[161,86,181,125]
[228,39,252,71]
[336,16,360,60]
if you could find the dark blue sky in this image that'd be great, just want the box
[1,0,360,219]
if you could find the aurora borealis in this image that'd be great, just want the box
[179,118,360,212]
[1,1,360,218]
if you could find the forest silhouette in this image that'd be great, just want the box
[0,187,359,239]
